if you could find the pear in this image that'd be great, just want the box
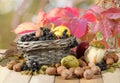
[52,26,70,37]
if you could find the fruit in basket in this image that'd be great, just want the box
[61,55,79,68]
[76,42,89,59]
[52,26,70,37]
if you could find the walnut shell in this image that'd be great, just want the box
[7,60,18,70]
[45,67,57,75]
[57,66,66,75]
[83,66,91,71]
[55,63,61,68]
[83,69,94,79]
[74,67,84,78]
[61,69,73,79]
[13,63,22,72]
[91,66,101,75]
[78,59,87,67]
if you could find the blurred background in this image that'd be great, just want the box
[0,0,96,49]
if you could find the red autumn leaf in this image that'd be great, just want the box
[102,8,120,19]
[47,7,79,19]
[36,10,48,27]
[82,12,96,22]
[14,22,36,34]
[73,18,88,38]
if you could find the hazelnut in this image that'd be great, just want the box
[106,58,114,65]
[91,66,101,75]
[57,66,66,75]
[74,67,84,78]
[61,69,73,79]
[45,67,57,75]
[13,63,22,72]
[78,59,87,67]
[83,66,91,71]
[83,69,94,79]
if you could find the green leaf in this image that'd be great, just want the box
[106,67,115,73]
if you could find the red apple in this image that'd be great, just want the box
[76,42,89,59]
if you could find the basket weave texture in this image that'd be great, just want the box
[16,36,76,65]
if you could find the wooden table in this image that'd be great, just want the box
[0,49,120,83]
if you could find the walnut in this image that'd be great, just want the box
[78,59,87,67]
[6,60,18,70]
[45,67,57,75]
[88,62,95,67]
[61,69,73,79]
[91,66,101,75]
[83,66,91,71]
[57,66,66,75]
[83,69,94,79]
[74,67,84,78]
[55,63,61,68]
[13,63,22,72]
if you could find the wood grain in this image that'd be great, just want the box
[0,67,11,83]
[80,75,103,83]
[30,75,55,83]
[102,69,120,83]
[55,76,79,83]
[3,71,32,83]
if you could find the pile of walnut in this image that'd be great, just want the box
[7,60,22,72]
[45,60,101,80]
[6,52,119,80]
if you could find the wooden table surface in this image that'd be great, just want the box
[0,49,120,83]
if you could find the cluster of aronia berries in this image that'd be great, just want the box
[20,27,70,42]
[21,60,40,72]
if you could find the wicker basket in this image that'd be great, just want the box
[16,34,77,66]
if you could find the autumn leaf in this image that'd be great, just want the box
[73,18,88,38]
[14,22,36,34]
